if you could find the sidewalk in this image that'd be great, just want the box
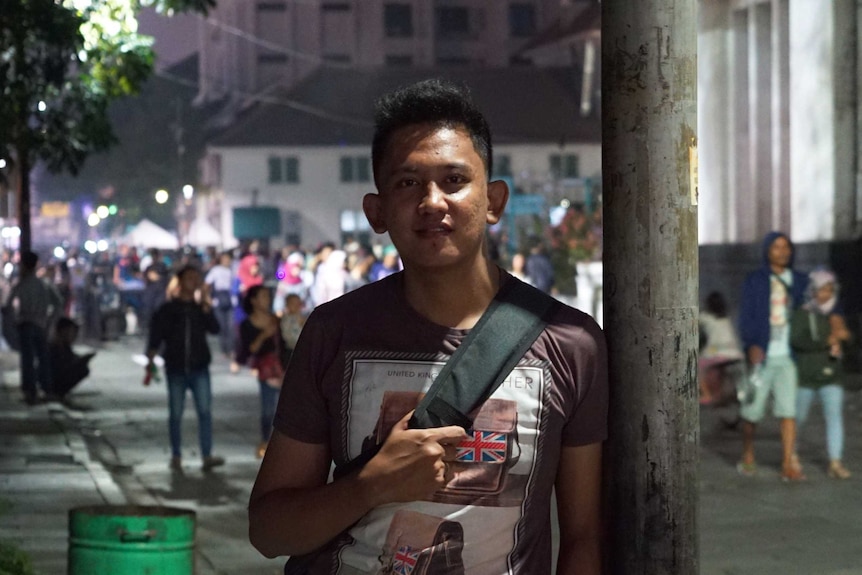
[1,336,861,574]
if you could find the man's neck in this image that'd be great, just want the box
[401,261,500,329]
[770,264,787,276]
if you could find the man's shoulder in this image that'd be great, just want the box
[313,275,398,315]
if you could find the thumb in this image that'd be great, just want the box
[393,409,415,432]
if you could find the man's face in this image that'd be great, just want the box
[768,236,792,270]
[363,124,507,271]
[180,270,202,293]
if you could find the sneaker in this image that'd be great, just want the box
[170,457,183,471]
[202,455,225,471]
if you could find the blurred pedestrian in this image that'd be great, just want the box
[791,268,853,479]
[311,249,347,306]
[737,232,808,481]
[49,317,96,401]
[368,245,400,282]
[140,248,169,331]
[274,251,312,314]
[6,251,63,404]
[698,291,744,405]
[145,265,225,472]
[525,237,555,293]
[279,292,306,365]
[205,251,236,359]
[237,285,287,459]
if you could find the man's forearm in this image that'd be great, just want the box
[249,473,378,558]
[556,534,602,575]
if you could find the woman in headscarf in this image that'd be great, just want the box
[790,268,853,479]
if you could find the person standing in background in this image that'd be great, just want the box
[737,232,808,481]
[7,251,63,405]
[205,251,236,360]
[146,265,225,472]
[790,268,853,479]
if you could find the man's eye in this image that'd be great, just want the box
[444,174,467,186]
[397,178,418,188]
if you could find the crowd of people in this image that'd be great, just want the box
[699,231,855,482]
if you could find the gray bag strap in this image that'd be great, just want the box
[333,278,558,480]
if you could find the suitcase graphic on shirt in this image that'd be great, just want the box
[363,391,520,504]
[379,509,465,575]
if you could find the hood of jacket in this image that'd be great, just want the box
[761,231,795,270]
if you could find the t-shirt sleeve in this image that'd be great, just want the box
[272,311,332,444]
[561,315,609,447]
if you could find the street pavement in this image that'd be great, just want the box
[1,334,861,574]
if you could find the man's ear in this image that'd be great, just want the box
[486,179,509,225]
[362,193,388,233]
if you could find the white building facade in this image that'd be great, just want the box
[698,0,862,244]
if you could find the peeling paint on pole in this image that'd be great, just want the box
[602,1,699,574]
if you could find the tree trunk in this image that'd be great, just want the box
[602,1,699,573]
[17,146,31,254]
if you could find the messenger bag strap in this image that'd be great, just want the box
[333,277,558,480]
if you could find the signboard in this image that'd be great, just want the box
[40,201,70,218]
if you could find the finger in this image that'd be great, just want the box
[441,444,459,462]
[428,425,468,444]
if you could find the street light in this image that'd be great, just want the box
[155,189,169,204]
[182,184,194,201]
[96,205,109,219]
[87,213,101,227]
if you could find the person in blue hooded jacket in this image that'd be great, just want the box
[737,231,808,481]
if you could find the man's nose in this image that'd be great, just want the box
[419,182,447,213]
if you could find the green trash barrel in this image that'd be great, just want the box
[68,505,196,575]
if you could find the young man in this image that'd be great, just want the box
[49,316,96,401]
[248,79,608,574]
[738,232,809,480]
[146,265,225,472]
[7,251,63,404]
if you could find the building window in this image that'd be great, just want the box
[269,156,300,184]
[385,54,413,66]
[340,209,371,246]
[340,156,371,183]
[258,52,288,64]
[322,2,351,11]
[509,3,536,37]
[323,54,352,63]
[550,154,579,179]
[384,3,413,38]
[494,155,512,178]
[436,56,471,66]
[436,6,470,39]
[257,1,287,12]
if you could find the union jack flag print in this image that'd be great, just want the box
[393,545,420,574]
[456,430,508,463]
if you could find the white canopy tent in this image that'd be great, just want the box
[187,218,222,247]
[121,219,179,250]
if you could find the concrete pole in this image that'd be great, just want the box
[601,1,699,574]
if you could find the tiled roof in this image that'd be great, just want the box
[209,66,600,148]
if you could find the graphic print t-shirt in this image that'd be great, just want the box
[273,272,608,575]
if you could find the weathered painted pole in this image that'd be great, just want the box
[601,1,699,573]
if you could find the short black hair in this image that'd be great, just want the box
[704,291,728,318]
[55,316,79,334]
[176,264,201,280]
[371,78,493,186]
[20,251,39,270]
[242,284,268,315]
